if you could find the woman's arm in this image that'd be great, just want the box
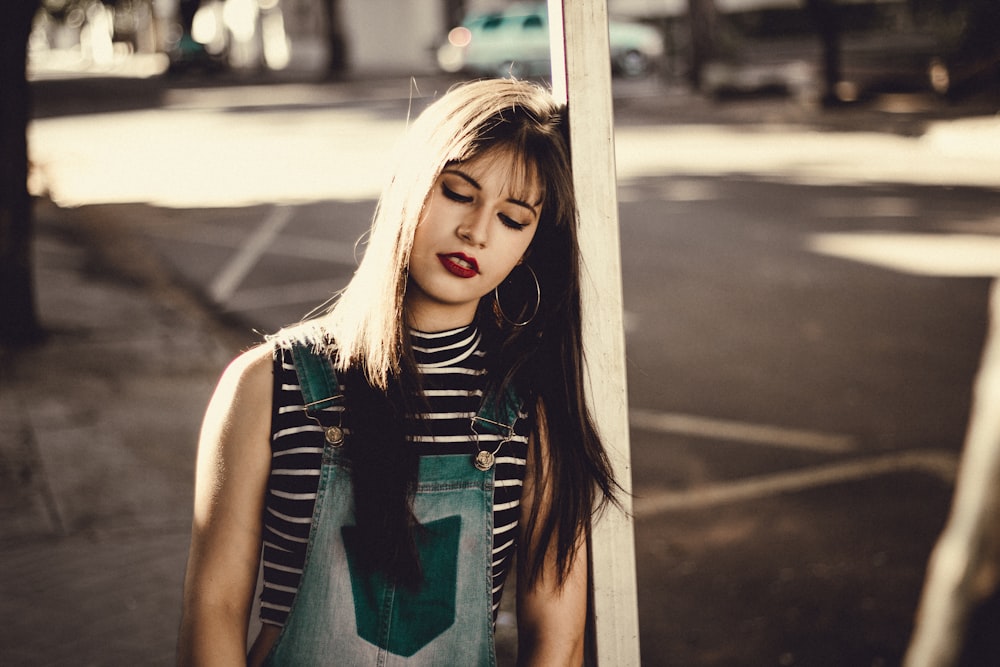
[177,345,275,667]
[515,404,589,667]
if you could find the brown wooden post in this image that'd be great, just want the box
[905,279,1000,667]
[547,1,641,664]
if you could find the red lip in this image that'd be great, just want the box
[437,253,479,278]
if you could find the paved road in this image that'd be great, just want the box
[23,72,1000,665]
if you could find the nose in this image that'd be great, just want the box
[457,206,490,247]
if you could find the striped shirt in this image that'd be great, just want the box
[260,324,532,627]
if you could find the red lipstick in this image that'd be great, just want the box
[437,253,479,278]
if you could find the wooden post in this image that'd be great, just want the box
[547,1,641,665]
[905,278,1000,667]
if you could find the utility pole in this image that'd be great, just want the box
[548,1,641,664]
[906,279,1000,666]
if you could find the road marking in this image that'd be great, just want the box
[209,206,293,304]
[223,279,341,314]
[143,221,358,264]
[629,408,856,454]
[270,235,359,264]
[632,449,958,518]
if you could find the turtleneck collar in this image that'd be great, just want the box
[410,323,480,369]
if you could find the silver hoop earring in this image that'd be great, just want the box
[494,263,540,327]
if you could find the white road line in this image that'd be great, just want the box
[629,408,856,454]
[143,222,358,264]
[270,235,359,264]
[209,206,293,304]
[223,279,340,314]
[632,449,958,518]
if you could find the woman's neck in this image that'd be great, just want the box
[404,296,479,335]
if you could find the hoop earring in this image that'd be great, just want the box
[494,263,540,327]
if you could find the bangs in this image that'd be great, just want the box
[449,141,548,213]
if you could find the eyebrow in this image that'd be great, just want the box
[442,168,540,217]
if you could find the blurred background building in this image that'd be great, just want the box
[26,0,1000,102]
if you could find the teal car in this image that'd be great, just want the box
[436,2,664,78]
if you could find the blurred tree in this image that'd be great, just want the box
[0,0,42,345]
[322,0,348,79]
[687,0,720,89]
[804,0,842,105]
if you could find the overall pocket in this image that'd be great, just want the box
[341,514,462,657]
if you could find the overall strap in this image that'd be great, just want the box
[289,343,343,416]
[476,384,521,433]
[469,382,522,471]
[289,342,345,446]
[475,383,522,436]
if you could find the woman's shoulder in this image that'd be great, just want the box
[222,323,342,392]
[216,343,277,402]
[221,325,338,388]
[197,344,277,448]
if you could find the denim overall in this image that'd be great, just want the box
[264,344,518,667]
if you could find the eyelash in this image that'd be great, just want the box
[442,183,472,203]
[441,183,529,231]
[499,213,529,231]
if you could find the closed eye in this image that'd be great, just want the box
[442,183,473,203]
[499,213,529,230]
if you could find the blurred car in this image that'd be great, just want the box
[697,1,1000,102]
[436,2,664,78]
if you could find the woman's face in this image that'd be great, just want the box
[406,150,542,332]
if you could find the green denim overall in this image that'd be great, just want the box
[264,344,518,666]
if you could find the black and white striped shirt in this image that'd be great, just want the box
[260,325,532,627]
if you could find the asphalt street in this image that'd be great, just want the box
[11,66,1000,665]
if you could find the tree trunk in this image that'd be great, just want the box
[804,0,843,105]
[687,0,720,90]
[322,0,349,79]
[0,0,42,345]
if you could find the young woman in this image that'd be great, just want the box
[177,78,620,667]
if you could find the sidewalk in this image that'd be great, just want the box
[0,199,242,665]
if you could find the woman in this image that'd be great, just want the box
[177,78,620,666]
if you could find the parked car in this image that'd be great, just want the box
[436,2,664,78]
